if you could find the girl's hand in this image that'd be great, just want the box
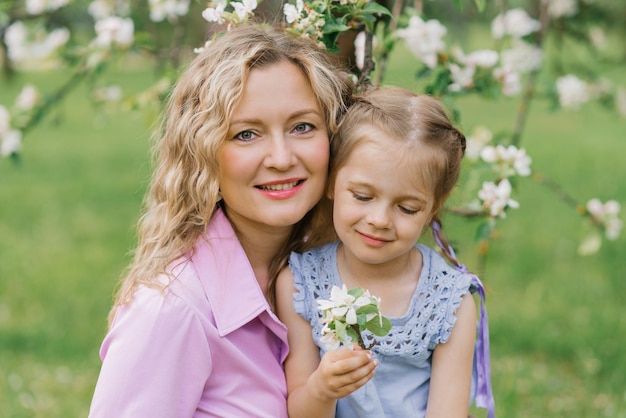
[311,345,378,400]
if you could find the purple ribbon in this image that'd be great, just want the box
[431,221,495,418]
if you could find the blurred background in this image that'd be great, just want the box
[0,0,625,416]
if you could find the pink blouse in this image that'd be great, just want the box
[89,209,289,417]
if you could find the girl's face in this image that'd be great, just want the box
[218,61,329,234]
[331,134,434,267]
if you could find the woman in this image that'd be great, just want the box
[89,24,353,417]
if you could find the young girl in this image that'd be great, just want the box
[89,25,353,417]
[276,87,495,418]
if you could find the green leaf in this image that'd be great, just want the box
[474,0,486,12]
[475,221,493,242]
[363,2,392,17]
[366,316,392,336]
[451,0,463,11]
[357,304,378,315]
[323,21,351,34]
[348,287,365,298]
[346,327,360,343]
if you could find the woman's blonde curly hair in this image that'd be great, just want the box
[110,24,353,321]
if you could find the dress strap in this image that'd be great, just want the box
[431,222,496,418]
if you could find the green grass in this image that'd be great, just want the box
[1,39,625,417]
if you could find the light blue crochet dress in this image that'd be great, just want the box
[290,242,476,418]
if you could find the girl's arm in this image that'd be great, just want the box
[426,293,477,418]
[276,267,377,418]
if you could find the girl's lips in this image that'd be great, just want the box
[357,231,390,246]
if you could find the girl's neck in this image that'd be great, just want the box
[337,244,423,317]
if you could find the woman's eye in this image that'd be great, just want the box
[234,130,258,142]
[293,122,314,134]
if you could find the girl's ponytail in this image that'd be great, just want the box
[430,219,496,418]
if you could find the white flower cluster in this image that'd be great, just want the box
[491,9,542,97]
[4,22,70,70]
[91,17,134,49]
[491,8,542,39]
[202,0,257,24]
[544,0,578,19]
[587,199,623,240]
[481,145,532,178]
[396,15,447,69]
[88,0,131,21]
[25,0,69,15]
[282,0,326,46]
[0,85,43,157]
[465,126,532,219]
[0,106,22,157]
[86,1,134,51]
[478,179,520,219]
[149,0,191,23]
[197,0,258,52]
[556,74,590,109]
[396,8,544,98]
[317,285,389,351]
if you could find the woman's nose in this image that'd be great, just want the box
[264,134,297,170]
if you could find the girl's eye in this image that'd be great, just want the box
[234,130,258,142]
[399,206,419,215]
[352,192,371,202]
[292,122,314,134]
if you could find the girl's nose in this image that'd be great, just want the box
[366,203,392,229]
[264,134,297,170]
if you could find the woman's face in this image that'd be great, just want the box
[218,60,330,234]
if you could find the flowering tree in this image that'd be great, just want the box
[0,0,623,262]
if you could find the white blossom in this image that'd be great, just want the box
[0,106,10,135]
[501,40,543,74]
[317,285,388,350]
[354,31,366,70]
[92,17,134,49]
[15,85,41,111]
[480,144,532,177]
[397,15,446,69]
[149,0,191,23]
[587,199,623,240]
[93,85,123,103]
[26,0,69,15]
[465,49,499,69]
[465,126,493,161]
[448,63,475,92]
[1,130,22,157]
[88,0,131,20]
[283,0,304,24]
[493,66,521,96]
[478,179,520,218]
[232,0,258,21]
[4,22,69,68]
[556,74,590,109]
[588,27,607,50]
[491,8,541,39]
[202,1,227,23]
[544,0,578,19]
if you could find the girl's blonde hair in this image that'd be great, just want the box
[111,24,353,321]
[318,86,466,265]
